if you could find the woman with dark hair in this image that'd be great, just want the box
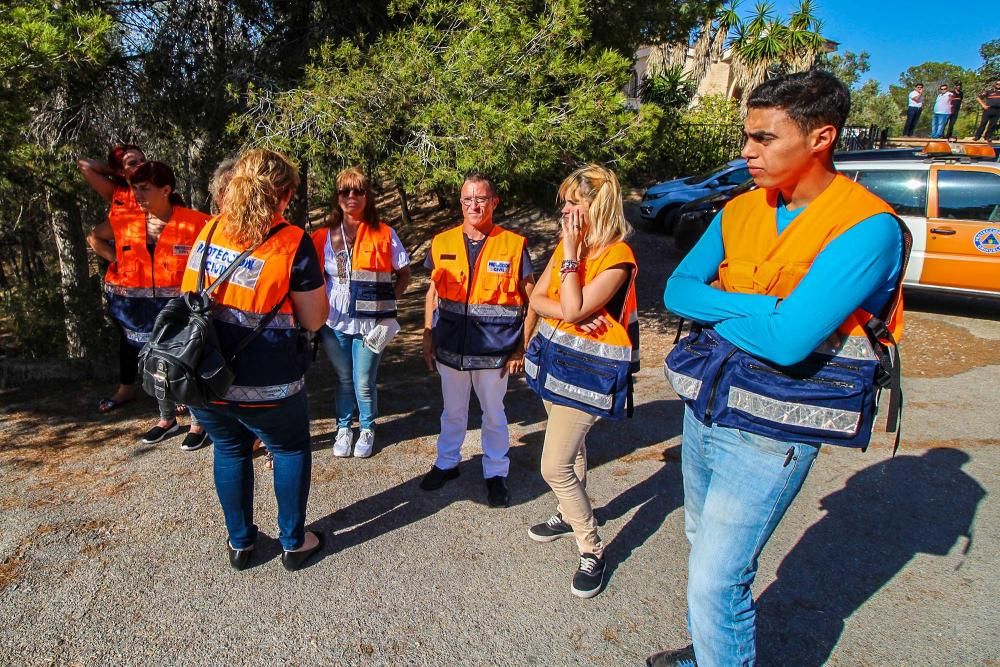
[80,144,147,414]
[181,149,328,572]
[311,167,411,458]
[87,161,212,449]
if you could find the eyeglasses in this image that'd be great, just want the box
[460,196,492,207]
[338,187,366,197]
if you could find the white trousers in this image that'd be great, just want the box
[435,362,511,479]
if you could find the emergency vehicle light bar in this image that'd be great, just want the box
[921,141,997,159]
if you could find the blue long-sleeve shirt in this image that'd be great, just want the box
[663,200,903,366]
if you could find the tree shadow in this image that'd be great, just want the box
[756,448,986,667]
[310,398,685,561]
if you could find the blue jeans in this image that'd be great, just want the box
[931,113,949,138]
[681,407,818,667]
[319,325,383,429]
[190,391,312,551]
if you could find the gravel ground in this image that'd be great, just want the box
[1,211,997,666]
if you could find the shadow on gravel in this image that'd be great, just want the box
[756,448,986,667]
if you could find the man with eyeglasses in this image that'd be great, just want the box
[931,84,954,138]
[420,173,537,507]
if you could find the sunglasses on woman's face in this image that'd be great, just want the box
[338,187,366,197]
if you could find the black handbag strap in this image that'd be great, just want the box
[226,294,290,363]
[197,219,290,297]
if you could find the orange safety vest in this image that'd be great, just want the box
[311,221,397,318]
[524,239,639,418]
[181,215,308,403]
[664,174,909,448]
[429,224,527,370]
[104,195,210,345]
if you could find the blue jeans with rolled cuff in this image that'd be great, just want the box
[190,390,312,551]
[319,325,383,430]
[680,406,819,667]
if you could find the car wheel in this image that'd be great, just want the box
[654,204,681,235]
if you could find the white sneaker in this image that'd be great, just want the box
[333,427,353,457]
[354,428,375,458]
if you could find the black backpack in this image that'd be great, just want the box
[138,220,290,408]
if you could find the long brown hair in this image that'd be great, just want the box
[327,167,379,229]
[130,161,185,206]
[222,149,299,248]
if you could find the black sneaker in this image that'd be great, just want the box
[485,476,509,508]
[141,420,180,444]
[180,430,211,451]
[528,514,573,542]
[646,645,697,667]
[571,553,605,599]
[419,465,460,491]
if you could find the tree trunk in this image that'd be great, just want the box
[396,184,412,228]
[47,189,98,359]
[286,156,310,228]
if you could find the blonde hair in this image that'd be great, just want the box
[209,157,238,213]
[327,166,379,229]
[557,163,632,252]
[222,149,300,247]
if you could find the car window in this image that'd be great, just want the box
[855,170,928,217]
[838,169,858,181]
[717,168,751,186]
[683,163,731,185]
[937,170,1000,222]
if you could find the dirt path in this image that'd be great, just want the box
[1,202,997,666]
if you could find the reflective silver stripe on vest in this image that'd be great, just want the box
[438,298,523,319]
[524,357,539,379]
[813,334,877,361]
[122,327,151,343]
[665,365,702,400]
[436,347,505,370]
[213,305,298,330]
[727,386,860,434]
[105,285,180,298]
[222,378,305,402]
[544,375,613,411]
[351,270,393,283]
[355,299,396,313]
[538,320,632,363]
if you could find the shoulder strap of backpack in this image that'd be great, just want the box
[199,222,291,298]
[226,293,290,363]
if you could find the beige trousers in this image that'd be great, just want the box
[540,401,602,558]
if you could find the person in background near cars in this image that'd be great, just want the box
[420,173,536,508]
[80,144,146,414]
[931,84,954,139]
[651,70,905,666]
[182,149,329,572]
[973,80,1000,143]
[311,168,411,459]
[902,83,924,136]
[525,164,639,599]
[946,82,963,140]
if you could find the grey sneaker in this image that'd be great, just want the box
[646,645,697,667]
[333,427,353,457]
[528,514,573,543]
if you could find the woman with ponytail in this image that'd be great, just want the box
[181,149,328,572]
[311,167,411,458]
[524,164,639,599]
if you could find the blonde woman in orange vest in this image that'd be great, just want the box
[653,71,907,667]
[87,161,213,449]
[180,149,328,572]
[311,168,412,458]
[524,164,639,599]
[80,144,146,414]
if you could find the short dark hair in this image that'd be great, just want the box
[915,82,924,87]
[747,70,851,141]
[463,172,497,196]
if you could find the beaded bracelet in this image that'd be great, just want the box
[559,259,580,275]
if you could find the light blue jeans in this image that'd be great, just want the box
[681,406,819,667]
[931,113,950,138]
[319,325,383,429]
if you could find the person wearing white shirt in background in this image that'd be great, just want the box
[310,168,412,459]
[931,84,954,138]
[903,83,924,136]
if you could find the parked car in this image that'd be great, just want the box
[671,143,1000,298]
[639,159,751,233]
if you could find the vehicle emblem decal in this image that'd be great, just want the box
[973,227,1000,254]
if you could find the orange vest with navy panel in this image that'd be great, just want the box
[311,222,397,318]
[429,224,527,370]
[181,215,308,403]
[104,194,210,346]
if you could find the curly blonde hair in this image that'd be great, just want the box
[222,149,300,247]
[557,163,632,251]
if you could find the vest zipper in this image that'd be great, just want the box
[462,233,490,369]
[703,347,738,424]
[745,361,857,389]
